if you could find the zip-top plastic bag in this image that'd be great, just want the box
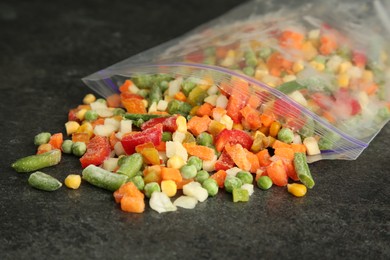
[83,0,390,162]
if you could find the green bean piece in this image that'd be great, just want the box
[195,170,209,184]
[82,165,129,191]
[318,136,333,150]
[72,142,87,157]
[137,89,149,98]
[144,182,161,198]
[113,108,126,116]
[159,80,169,93]
[116,153,143,178]
[257,176,273,190]
[224,176,243,193]
[12,149,62,173]
[162,131,172,142]
[180,165,197,179]
[181,80,197,96]
[34,132,51,146]
[167,99,192,116]
[61,140,73,154]
[187,156,202,171]
[84,110,99,121]
[277,128,294,144]
[232,188,249,202]
[28,171,62,191]
[148,84,162,107]
[132,74,154,89]
[236,171,253,185]
[293,152,315,189]
[124,113,167,121]
[297,117,314,139]
[276,80,305,94]
[130,176,145,191]
[202,178,219,197]
[244,50,258,67]
[196,132,213,147]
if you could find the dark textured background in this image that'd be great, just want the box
[1,0,389,259]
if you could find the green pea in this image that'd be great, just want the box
[196,132,213,147]
[243,66,255,76]
[180,165,197,179]
[257,176,273,190]
[277,128,294,144]
[187,156,202,171]
[84,110,99,121]
[224,176,243,193]
[195,170,209,184]
[236,171,253,185]
[162,132,172,142]
[130,176,145,191]
[144,182,161,198]
[202,178,219,197]
[34,132,51,146]
[258,47,272,60]
[61,140,73,154]
[113,108,126,116]
[72,142,87,157]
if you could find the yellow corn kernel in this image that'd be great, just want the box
[269,121,281,138]
[176,116,187,133]
[292,60,304,74]
[232,123,243,130]
[254,69,269,80]
[302,41,318,61]
[64,174,82,189]
[167,155,185,169]
[76,109,88,121]
[310,61,325,72]
[142,99,148,108]
[208,120,226,136]
[262,136,275,148]
[220,114,233,130]
[251,131,266,153]
[362,70,373,82]
[161,180,177,197]
[338,61,352,74]
[287,183,307,197]
[338,73,350,88]
[65,121,80,135]
[77,122,94,137]
[83,94,96,105]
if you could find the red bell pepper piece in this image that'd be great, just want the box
[140,116,177,132]
[214,149,235,171]
[80,135,111,168]
[121,123,163,154]
[215,129,253,152]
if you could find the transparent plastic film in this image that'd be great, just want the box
[83,0,390,162]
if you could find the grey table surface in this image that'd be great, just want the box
[0,0,389,259]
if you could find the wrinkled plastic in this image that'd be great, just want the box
[83,0,390,162]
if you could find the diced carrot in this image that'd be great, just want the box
[267,52,293,77]
[119,79,133,93]
[291,143,307,154]
[113,182,144,203]
[120,92,144,100]
[91,118,105,128]
[245,149,260,173]
[274,147,295,160]
[225,143,251,171]
[77,104,91,111]
[319,34,338,55]
[155,141,166,152]
[48,133,63,150]
[279,30,305,49]
[187,115,211,136]
[210,170,227,188]
[106,93,121,108]
[272,140,291,149]
[182,142,215,161]
[266,159,288,186]
[135,142,155,153]
[72,132,90,143]
[322,110,336,124]
[109,132,120,149]
[174,91,186,102]
[196,102,214,117]
[122,98,147,114]
[161,167,183,183]
[364,83,378,96]
[120,196,145,213]
[283,159,299,181]
[226,95,246,123]
[176,178,194,189]
[256,149,272,167]
[247,94,262,109]
[260,113,275,127]
[240,105,262,130]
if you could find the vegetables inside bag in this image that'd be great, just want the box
[83,0,390,162]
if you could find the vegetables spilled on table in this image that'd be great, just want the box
[11,0,390,214]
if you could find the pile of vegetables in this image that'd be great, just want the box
[12,73,317,213]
